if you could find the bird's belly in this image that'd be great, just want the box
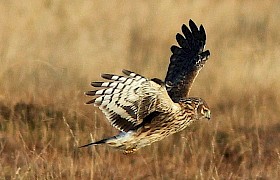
[134,118,195,148]
[133,124,179,149]
[109,128,173,151]
[108,116,194,151]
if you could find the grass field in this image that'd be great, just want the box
[1,0,280,179]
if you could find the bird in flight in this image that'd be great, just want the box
[80,19,211,154]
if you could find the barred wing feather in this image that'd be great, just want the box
[86,70,176,132]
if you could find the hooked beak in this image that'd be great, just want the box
[205,110,211,120]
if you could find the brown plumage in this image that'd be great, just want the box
[79,19,211,154]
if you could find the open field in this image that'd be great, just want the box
[0,0,280,179]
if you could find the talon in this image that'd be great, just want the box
[123,148,136,155]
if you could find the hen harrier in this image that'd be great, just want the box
[80,19,211,154]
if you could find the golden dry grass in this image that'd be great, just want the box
[0,0,280,179]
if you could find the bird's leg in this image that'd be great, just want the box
[123,148,137,155]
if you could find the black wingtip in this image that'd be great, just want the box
[202,50,210,58]
[176,33,183,40]
[122,69,132,76]
[170,45,182,54]
[151,78,164,85]
[189,19,194,24]
[199,25,206,40]
[91,82,103,87]
[181,24,187,33]
[199,25,205,34]
[85,90,97,96]
[101,74,114,80]
[189,19,199,36]
[85,98,96,105]
[189,19,197,28]
[176,33,188,49]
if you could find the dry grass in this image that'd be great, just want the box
[0,0,280,179]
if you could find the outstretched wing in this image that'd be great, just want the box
[165,19,210,102]
[86,70,177,132]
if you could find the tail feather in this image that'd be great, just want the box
[78,138,108,148]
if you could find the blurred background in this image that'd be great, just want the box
[0,0,280,179]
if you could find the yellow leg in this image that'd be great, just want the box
[123,148,137,155]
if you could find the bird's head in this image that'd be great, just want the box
[196,99,211,120]
[179,97,211,120]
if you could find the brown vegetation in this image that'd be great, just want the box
[0,0,280,179]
